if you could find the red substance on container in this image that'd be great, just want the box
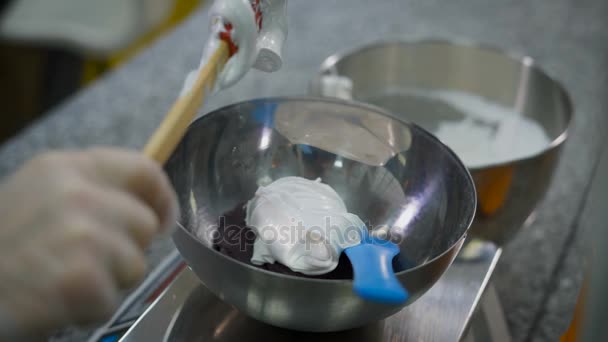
[219,23,239,56]
[217,0,264,57]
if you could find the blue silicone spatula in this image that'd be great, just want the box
[344,229,409,304]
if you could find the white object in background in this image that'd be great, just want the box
[245,177,365,275]
[427,90,551,168]
[208,0,258,88]
[0,0,174,55]
[310,74,354,100]
[194,0,288,90]
[253,0,288,72]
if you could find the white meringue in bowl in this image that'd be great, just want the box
[245,176,366,275]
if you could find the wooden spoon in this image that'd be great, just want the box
[143,40,230,164]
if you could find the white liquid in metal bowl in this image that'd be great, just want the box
[364,89,551,168]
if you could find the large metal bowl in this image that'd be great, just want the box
[316,40,572,244]
[166,97,476,332]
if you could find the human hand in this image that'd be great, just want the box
[0,148,178,340]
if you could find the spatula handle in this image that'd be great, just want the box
[344,238,409,304]
[143,40,230,164]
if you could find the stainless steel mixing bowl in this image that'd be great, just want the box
[166,97,476,332]
[316,40,572,244]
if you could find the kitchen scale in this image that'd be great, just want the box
[87,241,510,342]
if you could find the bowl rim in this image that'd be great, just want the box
[173,96,477,283]
[317,38,574,171]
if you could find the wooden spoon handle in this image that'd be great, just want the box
[144,40,230,164]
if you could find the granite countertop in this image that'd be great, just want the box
[0,1,606,341]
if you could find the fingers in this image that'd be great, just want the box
[37,148,177,289]
[64,148,178,290]
[105,235,147,289]
[57,253,119,324]
[80,187,161,249]
[0,147,181,338]
[56,217,146,295]
[80,148,179,232]
[100,230,148,289]
[73,188,155,288]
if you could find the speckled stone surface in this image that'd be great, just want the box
[0,1,606,341]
